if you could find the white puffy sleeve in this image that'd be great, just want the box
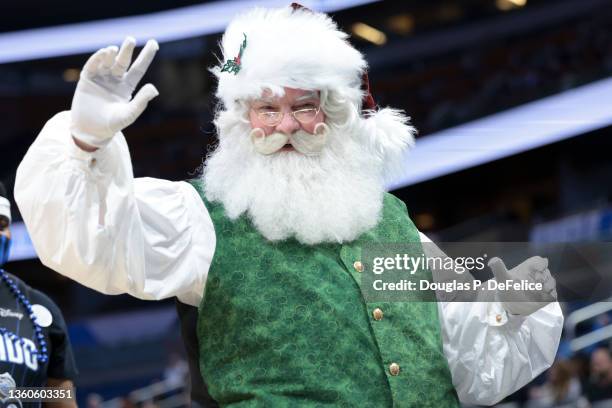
[419,232,564,406]
[15,111,215,307]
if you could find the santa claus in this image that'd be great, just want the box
[15,5,562,407]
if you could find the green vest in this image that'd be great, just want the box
[190,181,459,407]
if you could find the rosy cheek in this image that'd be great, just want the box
[249,112,276,135]
[249,111,261,129]
[305,112,325,134]
[318,110,326,124]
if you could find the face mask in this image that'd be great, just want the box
[0,235,11,267]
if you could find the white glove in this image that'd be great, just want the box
[488,256,558,316]
[71,37,160,147]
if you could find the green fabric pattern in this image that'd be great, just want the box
[189,180,459,407]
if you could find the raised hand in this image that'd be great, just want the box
[71,37,159,147]
[488,256,558,316]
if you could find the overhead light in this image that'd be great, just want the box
[437,4,463,21]
[496,0,527,11]
[415,213,435,230]
[352,22,387,45]
[63,68,80,82]
[387,14,414,35]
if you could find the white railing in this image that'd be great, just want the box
[565,298,612,353]
[100,379,189,408]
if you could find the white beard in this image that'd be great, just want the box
[202,113,390,245]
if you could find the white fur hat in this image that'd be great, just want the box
[212,5,416,180]
[212,5,367,108]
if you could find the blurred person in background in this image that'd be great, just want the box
[161,352,188,390]
[15,4,563,407]
[0,182,78,407]
[85,393,102,408]
[584,347,612,404]
[526,360,583,408]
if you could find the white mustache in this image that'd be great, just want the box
[250,123,330,156]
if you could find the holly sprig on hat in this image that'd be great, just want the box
[221,33,247,75]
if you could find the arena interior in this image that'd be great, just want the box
[0,0,610,407]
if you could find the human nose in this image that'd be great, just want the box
[274,110,301,134]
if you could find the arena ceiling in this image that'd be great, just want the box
[2,0,558,34]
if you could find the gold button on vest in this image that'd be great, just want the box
[389,363,400,376]
[372,308,384,321]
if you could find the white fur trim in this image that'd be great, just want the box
[360,108,416,182]
[213,6,366,108]
[0,196,10,223]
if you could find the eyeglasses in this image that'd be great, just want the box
[251,105,321,127]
